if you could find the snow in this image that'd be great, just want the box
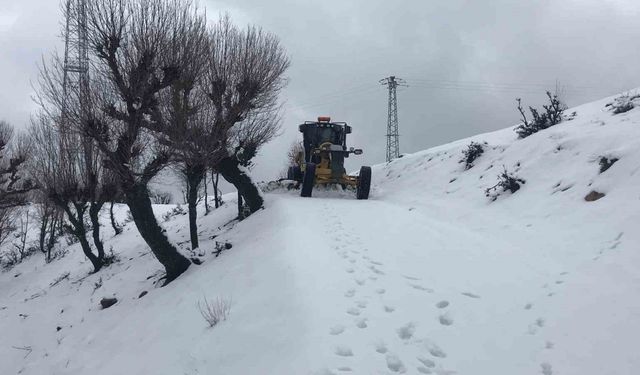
[2,91,640,374]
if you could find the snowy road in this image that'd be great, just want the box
[262,192,563,375]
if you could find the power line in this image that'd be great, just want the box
[380,76,407,162]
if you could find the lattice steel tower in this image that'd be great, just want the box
[61,0,89,145]
[380,76,406,162]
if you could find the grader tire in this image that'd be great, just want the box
[301,163,316,197]
[356,166,371,200]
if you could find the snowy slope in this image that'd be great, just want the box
[1,91,640,375]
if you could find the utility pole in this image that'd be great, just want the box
[380,76,407,162]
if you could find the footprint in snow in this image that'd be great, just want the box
[356,300,368,308]
[385,354,406,373]
[545,341,554,349]
[438,313,453,326]
[410,284,434,292]
[376,288,386,294]
[417,356,436,368]
[436,301,449,309]
[344,289,356,298]
[355,279,366,286]
[541,362,553,375]
[345,268,355,274]
[346,307,361,316]
[329,325,345,335]
[397,322,416,340]
[337,367,352,372]
[417,367,432,374]
[424,341,447,358]
[375,342,388,354]
[384,305,396,313]
[335,346,353,357]
[404,275,421,281]
[370,260,383,266]
[355,318,368,328]
[524,303,533,310]
[461,292,480,298]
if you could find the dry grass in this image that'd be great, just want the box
[198,296,232,328]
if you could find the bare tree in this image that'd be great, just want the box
[27,115,108,272]
[203,15,290,217]
[78,0,214,283]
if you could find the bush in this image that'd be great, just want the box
[485,167,526,201]
[599,156,619,173]
[460,142,485,170]
[606,94,639,114]
[515,91,566,138]
[162,204,187,222]
[150,190,172,204]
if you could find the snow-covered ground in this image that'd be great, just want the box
[1,91,639,374]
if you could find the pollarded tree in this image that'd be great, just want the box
[204,15,290,216]
[158,13,216,250]
[27,114,111,272]
[80,0,210,283]
[229,106,282,219]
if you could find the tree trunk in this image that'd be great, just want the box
[237,191,244,220]
[185,164,205,250]
[203,170,210,215]
[110,201,122,235]
[218,156,263,217]
[213,171,220,208]
[38,212,49,254]
[89,202,106,260]
[63,203,102,272]
[124,183,190,284]
[46,213,59,262]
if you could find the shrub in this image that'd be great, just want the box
[150,190,172,204]
[460,142,485,170]
[485,167,526,201]
[162,204,187,222]
[599,156,619,173]
[606,94,639,115]
[198,296,232,328]
[515,91,566,138]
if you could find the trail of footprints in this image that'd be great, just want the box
[322,207,454,374]
[520,270,571,375]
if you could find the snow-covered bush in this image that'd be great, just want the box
[515,91,566,138]
[599,156,619,173]
[460,142,485,170]
[606,94,639,115]
[162,204,187,222]
[485,167,526,201]
[198,296,232,328]
[150,190,172,204]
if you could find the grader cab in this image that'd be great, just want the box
[287,116,371,199]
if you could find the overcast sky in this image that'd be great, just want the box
[2,0,640,183]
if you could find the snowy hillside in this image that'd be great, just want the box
[2,91,640,375]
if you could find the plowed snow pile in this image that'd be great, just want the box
[1,91,639,375]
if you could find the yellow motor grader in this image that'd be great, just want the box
[287,116,371,199]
